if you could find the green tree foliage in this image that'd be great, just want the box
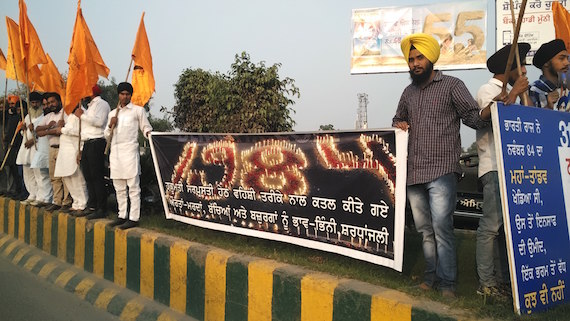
[319,124,335,131]
[171,52,299,133]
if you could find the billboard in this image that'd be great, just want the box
[149,130,408,271]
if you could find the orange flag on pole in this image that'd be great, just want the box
[65,1,110,114]
[131,12,155,107]
[5,17,27,84]
[553,2,570,51]
[18,0,47,86]
[0,48,6,70]
[37,54,66,102]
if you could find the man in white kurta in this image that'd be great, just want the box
[53,107,89,213]
[36,93,72,211]
[103,82,152,229]
[30,95,53,206]
[15,92,45,204]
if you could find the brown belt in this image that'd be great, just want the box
[50,145,59,148]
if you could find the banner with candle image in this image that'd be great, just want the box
[149,130,408,271]
[493,103,570,315]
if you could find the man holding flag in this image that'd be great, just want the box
[104,82,152,229]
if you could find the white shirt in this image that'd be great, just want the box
[476,78,510,177]
[39,109,66,147]
[104,103,152,179]
[81,96,110,140]
[30,114,50,169]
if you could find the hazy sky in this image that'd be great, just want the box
[0,0,543,148]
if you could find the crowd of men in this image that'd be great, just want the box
[0,82,152,230]
[394,35,568,300]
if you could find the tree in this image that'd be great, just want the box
[171,52,299,133]
[463,141,478,155]
[319,124,335,131]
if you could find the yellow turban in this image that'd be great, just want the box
[400,33,440,64]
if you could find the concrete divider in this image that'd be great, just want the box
[0,197,480,321]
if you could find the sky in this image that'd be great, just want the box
[0,0,544,148]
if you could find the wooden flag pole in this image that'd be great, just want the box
[2,77,7,148]
[502,0,529,96]
[509,0,531,106]
[104,57,133,155]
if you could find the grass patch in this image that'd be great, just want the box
[139,209,569,321]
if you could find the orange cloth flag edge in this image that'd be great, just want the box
[65,2,109,114]
[37,54,66,102]
[5,17,26,84]
[131,12,155,107]
[0,48,7,70]
[18,0,47,81]
[553,2,570,51]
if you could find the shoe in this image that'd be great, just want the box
[109,218,127,227]
[20,199,32,205]
[441,289,457,299]
[86,210,106,220]
[44,204,61,212]
[417,282,432,291]
[477,285,508,300]
[29,200,40,206]
[74,208,91,217]
[60,205,72,213]
[118,220,138,230]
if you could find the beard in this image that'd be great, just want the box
[409,61,434,85]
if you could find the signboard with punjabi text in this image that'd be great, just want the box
[496,0,570,63]
[149,130,408,271]
[493,103,570,315]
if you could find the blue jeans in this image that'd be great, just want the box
[476,171,509,287]
[407,173,457,291]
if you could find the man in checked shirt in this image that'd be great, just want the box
[392,33,491,298]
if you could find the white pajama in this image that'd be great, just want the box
[62,168,88,210]
[113,176,141,221]
[22,165,37,201]
[33,167,52,203]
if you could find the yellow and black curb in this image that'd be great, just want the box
[0,197,475,321]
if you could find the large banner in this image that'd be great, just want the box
[149,130,408,271]
[493,103,570,315]
[496,0,570,63]
[351,1,487,74]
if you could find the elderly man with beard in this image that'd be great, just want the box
[36,93,72,211]
[392,33,490,298]
[16,92,45,204]
[529,39,570,111]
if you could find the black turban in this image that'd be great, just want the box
[532,39,567,68]
[487,43,530,74]
[29,91,43,102]
[117,82,133,95]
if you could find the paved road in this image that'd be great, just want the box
[0,255,119,321]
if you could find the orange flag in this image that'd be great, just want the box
[5,17,27,84]
[553,2,570,50]
[18,0,47,86]
[130,12,155,107]
[37,54,66,102]
[65,2,109,114]
[0,48,6,70]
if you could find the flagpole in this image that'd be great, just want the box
[509,0,531,106]
[502,0,528,96]
[104,57,133,155]
[2,77,7,148]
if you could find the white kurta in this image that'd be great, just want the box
[16,114,36,166]
[104,103,152,179]
[54,112,82,177]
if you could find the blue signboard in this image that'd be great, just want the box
[493,103,570,315]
